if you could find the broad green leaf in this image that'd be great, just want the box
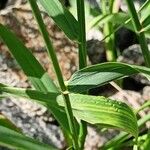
[0,24,71,136]
[0,126,57,150]
[68,62,150,93]
[0,114,21,133]
[0,84,138,138]
[38,0,78,40]
[58,94,138,138]
[0,24,58,94]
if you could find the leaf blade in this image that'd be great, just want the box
[68,62,150,92]
[0,84,138,138]
[0,24,58,94]
[0,24,71,135]
[38,0,78,40]
[0,126,57,150]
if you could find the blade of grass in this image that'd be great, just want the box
[27,0,79,149]
[0,126,58,150]
[0,24,58,94]
[0,114,21,133]
[90,0,150,43]
[68,62,150,93]
[0,23,72,139]
[38,0,78,41]
[125,0,150,67]
[0,84,138,139]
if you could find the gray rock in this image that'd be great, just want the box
[118,44,150,86]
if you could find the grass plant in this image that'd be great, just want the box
[0,0,150,149]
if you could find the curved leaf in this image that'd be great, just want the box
[68,62,150,92]
[57,94,138,138]
[0,84,138,138]
[0,24,58,94]
[0,24,71,136]
[38,0,78,40]
[0,83,70,133]
[0,126,57,150]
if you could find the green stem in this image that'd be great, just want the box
[76,0,87,148]
[76,0,87,69]
[102,0,117,62]
[28,0,79,149]
[125,0,150,67]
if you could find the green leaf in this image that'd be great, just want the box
[0,24,58,94]
[68,62,150,92]
[0,24,71,136]
[141,15,150,33]
[143,133,150,150]
[0,114,21,133]
[0,83,70,133]
[0,125,57,150]
[0,84,138,138]
[58,94,138,139]
[88,12,131,30]
[38,0,78,40]
[140,0,150,22]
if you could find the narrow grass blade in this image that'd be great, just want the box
[38,0,78,40]
[0,83,70,133]
[88,12,131,30]
[0,84,138,139]
[0,24,58,94]
[0,126,57,150]
[68,62,150,92]
[140,0,150,22]
[0,114,21,133]
[0,24,71,136]
[143,133,150,150]
[28,1,80,147]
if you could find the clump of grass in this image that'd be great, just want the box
[0,0,150,149]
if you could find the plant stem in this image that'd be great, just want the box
[76,0,87,148]
[76,0,87,69]
[125,0,150,67]
[102,0,117,62]
[28,0,79,149]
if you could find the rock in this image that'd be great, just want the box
[87,39,106,64]
[142,86,150,100]
[115,27,138,51]
[0,98,66,149]
[0,0,23,15]
[118,44,150,88]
